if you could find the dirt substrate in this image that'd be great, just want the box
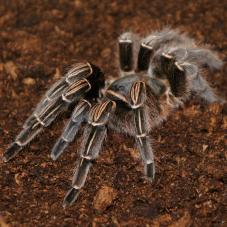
[0,0,226,226]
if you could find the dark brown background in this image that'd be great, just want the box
[0,0,226,226]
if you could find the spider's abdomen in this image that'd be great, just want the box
[84,63,105,99]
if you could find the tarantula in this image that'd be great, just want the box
[3,28,223,208]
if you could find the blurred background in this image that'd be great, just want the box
[0,0,226,226]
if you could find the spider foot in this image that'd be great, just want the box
[63,187,80,208]
[3,142,22,162]
[145,162,155,182]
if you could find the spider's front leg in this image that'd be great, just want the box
[3,63,104,162]
[129,81,155,181]
[51,99,91,160]
[63,100,116,207]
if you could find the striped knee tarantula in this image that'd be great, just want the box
[3,28,224,207]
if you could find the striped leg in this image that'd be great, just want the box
[137,28,193,72]
[137,42,153,71]
[3,63,101,162]
[63,100,116,207]
[160,51,223,103]
[159,53,187,97]
[134,108,155,181]
[129,81,155,181]
[51,99,91,160]
[118,32,136,76]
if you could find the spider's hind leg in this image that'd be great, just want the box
[159,47,224,103]
[184,48,224,103]
[137,28,194,73]
[158,52,188,98]
[118,32,140,76]
[189,72,224,103]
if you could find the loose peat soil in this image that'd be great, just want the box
[0,0,227,226]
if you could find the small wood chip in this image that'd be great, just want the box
[93,186,117,212]
[53,67,61,80]
[4,61,18,80]
[202,144,208,152]
[23,77,36,86]
[152,214,172,226]
[0,215,10,227]
[14,172,27,186]
[169,211,192,227]
[222,116,227,129]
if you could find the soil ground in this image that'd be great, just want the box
[0,0,226,226]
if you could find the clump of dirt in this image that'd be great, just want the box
[0,0,226,226]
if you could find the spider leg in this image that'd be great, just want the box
[159,53,187,98]
[160,48,224,103]
[119,32,140,76]
[51,99,91,160]
[180,48,223,103]
[186,48,223,70]
[137,28,194,72]
[129,81,155,181]
[63,100,116,207]
[189,74,224,103]
[3,63,103,162]
[137,42,153,71]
